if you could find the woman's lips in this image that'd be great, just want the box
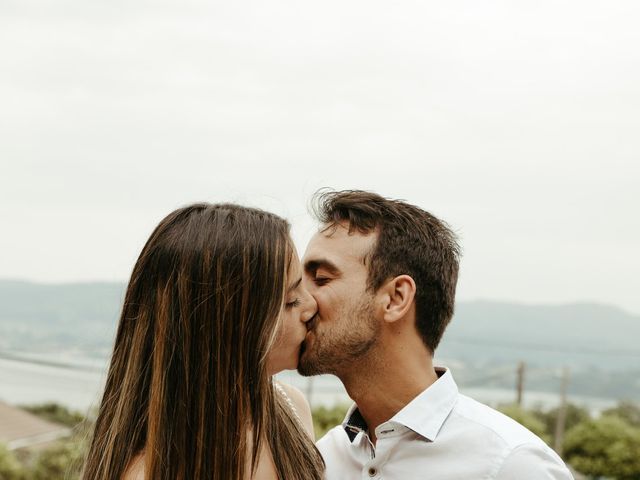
[306,315,318,332]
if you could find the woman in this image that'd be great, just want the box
[82,203,325,479]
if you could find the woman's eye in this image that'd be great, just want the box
[286,298,301,308]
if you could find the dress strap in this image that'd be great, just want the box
[274,382,303,425]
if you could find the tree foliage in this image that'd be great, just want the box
[20,403,85,428]
[532,403,591,437]
[497,403,552,445]
[29,438,86,480]
[0,443,25,480]
[312,404,349,439]
[563,414,640,480]
[602,400,640,427]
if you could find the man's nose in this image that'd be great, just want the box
[301,291,318,323]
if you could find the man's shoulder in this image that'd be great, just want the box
[452,394,549,449]
[449,395,571,476]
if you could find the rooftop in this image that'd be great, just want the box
[0,401,70,450]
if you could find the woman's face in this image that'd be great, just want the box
[267,248,317,375]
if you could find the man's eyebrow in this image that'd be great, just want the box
[287,277,302,293]
[304,259,341,275]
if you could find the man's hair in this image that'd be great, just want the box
[313,189,460,353]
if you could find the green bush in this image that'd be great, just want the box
[20,403,85,428]
[497,404,551,445]
[0,443,25,480]
[532,403,591,438]
[29,437,86,480]
[312,404,349,439]
[564,414,640,479]
[602,400,640,427]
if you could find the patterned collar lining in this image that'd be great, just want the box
[343,405,369,442]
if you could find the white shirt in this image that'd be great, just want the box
[317,368,574,480]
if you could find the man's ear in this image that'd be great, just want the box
[379,275,416,323]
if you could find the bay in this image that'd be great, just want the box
[0,355,616,416]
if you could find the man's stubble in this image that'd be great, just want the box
[298,296,379,377]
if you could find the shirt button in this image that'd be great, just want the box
[368,467,377,477]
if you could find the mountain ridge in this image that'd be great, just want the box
[1,280,638,369]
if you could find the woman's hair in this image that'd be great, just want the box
[82,203,324,480]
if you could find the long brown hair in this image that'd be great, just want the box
[82,203,324,480]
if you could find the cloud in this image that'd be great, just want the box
[1,0,639,312]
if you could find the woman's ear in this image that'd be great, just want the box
[380,275,416,323]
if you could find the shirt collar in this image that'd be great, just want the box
[342,367,459,443]
[390,367,458,441]
[342,403,368,442]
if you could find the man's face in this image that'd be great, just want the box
[298,222,380,376]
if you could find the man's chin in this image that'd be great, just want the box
[297,348,319,377]
[296,364,315,377]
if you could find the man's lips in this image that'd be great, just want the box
[300,315,318,357]
[306,314,318,333]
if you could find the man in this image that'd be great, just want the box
[298,190,573,480]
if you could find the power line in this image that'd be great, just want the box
[0,350,105,373]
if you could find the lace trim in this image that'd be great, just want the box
[274,382,303,425]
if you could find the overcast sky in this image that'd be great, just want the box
[1,0,639,314]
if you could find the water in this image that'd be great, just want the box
[0,357,107,413]
[0,355,617,414]
[276,370,618,414]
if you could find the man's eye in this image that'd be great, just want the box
[286,298,301,308]
[314,277,330,286]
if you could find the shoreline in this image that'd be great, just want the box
[0,356,619,414]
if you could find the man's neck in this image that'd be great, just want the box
[339,345,438,445]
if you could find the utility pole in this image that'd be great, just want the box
[516,361,525,406]
[554,367,570,455]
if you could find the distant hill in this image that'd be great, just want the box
[1,280,639,378]
[437,300,640,371]
[0,280,124,357]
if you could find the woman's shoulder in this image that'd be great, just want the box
[122,453,145,480]
[275,382,315,439]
